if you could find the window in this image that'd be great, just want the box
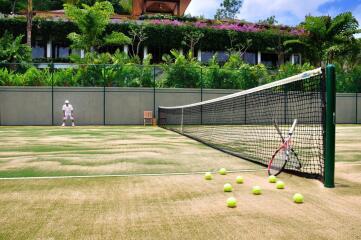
[53,43,71,58]
[243,52,257,65]
[200,51,229,63]
[200,51,214,63]
[32,40,46,58]
[261,53,278,67]
[294,54,301,65]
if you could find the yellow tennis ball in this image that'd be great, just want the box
[252,186,262,195]
[219,168,227,175]
[293,193,304,203]
[276,180,285,189]
[204,172,213,180]
[227,197,237,208]
[223,183,233,192]
[236,176,244,184]
[268,175,277,183]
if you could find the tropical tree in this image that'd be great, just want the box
[227,30,252,57]
[0,31,31,63]
[214,0,242,20]
[64,1,131,52]
[284,12,360,65]
[258,16,278,25]
[128,24,148,60]
[181,30,204,57]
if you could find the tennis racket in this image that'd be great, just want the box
[268,119,299,176]
[273,119,302,170]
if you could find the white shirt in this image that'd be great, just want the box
[62,104,74,115]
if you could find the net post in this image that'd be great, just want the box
[324,64,336,188]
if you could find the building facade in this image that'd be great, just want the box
[12,0,302,67]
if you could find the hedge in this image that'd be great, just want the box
[0,17,306,53]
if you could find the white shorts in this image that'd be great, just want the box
[63,114,74,120]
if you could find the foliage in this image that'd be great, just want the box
[64,1,130,52]
[258,16,278,25]
[104,31,131,46]
[128,24,148,58]
[181,30,204,56]
[284,12,360,65]
[139,14,199,22]
[214,0,243,20]
[0,31,31,63]
[159,50,201,88]
[0,0,63,14]
[0,17,302,55]
[22,67,51,86]
[335,63,361,93]
[272,62,314,80]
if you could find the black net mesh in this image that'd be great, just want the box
[159,70,326,180]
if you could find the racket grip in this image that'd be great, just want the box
[289,119,298,134]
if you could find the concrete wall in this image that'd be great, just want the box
[0,87,359,125]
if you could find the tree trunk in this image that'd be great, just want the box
[26,0,32,47]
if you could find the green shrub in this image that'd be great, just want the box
[273,62,314,80]
[336,64,361,93]
[0,68,12,85]
[53,68,79,86]
[22,67,51,86]
[160,50,201,88]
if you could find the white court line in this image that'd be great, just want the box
[0,168,267,180]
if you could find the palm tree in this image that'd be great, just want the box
[26,0,32,47]
[284,12,360,65]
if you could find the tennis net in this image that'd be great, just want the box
[158,68,326,180]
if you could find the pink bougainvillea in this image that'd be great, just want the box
[148,19,306,36]
[150,19,184,26]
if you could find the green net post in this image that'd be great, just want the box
[324,64,336,188]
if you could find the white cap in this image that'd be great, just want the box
[65,100,70,104]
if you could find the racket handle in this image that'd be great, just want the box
[289,119,298,135]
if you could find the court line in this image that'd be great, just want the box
[0,168,267,180]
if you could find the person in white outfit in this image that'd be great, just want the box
[62,100,75,126]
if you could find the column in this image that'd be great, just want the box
[291,54,295,64]
[197,49,202,62]
[46,40,52,58]
[123,45,129,55]
[257,51,261,64]
[143,46,148,59]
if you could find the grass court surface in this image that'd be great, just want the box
[0,126,360,239]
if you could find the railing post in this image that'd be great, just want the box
[153,66,156,119]
[200,67,203,125]
[103,64,106,126]
[51,62,54,126]
[324,64,336,188]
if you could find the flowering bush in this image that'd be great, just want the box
[147,18,307,36]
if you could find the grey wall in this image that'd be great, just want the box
[0,87,359,125]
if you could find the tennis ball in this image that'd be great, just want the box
[227,197,237,208]
[268,175,277,183]
[276,180,285,189]
[204,172,213,180]
[252,186,262,195]
[219,168,227,175]
[293,193,304,203]
[236,176,244,184]
[224,183,233,192]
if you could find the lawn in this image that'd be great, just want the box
[0,125,360,239]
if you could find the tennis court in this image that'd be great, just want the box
[0,125,360,239]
